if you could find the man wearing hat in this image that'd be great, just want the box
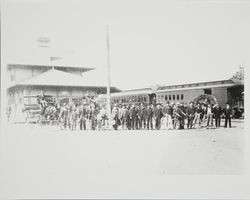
[111,104,119,130]
[129,104,137,130]
[145,104,153,130]
[163,102,173,130]
[138,103,146,130]
[224,103,232,128]
[213,103,222,128]
[154,103,163,130]
[193,103,203,128]
[186,101,195,129]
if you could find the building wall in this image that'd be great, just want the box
[212,87,228,108]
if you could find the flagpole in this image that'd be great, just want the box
[106,25,111,130]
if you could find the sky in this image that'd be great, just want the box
[1,0,250,90]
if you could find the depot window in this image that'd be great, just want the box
[173,95,175,100]
[204,89,212,95]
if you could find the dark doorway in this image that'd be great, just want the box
[148,93,156,105]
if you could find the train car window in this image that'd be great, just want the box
[173,95,175,100]
[177,94,179,100]
[144,96,146,102]
[181,94,184,100]
[165,95,168,101]
[169,95,171,100]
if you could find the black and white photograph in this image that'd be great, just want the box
[0,0,250,199]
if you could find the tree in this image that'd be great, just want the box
[231,66,244,81]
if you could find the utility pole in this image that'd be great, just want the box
[106,25,111,130]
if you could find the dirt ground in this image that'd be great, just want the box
[0,120,244,198]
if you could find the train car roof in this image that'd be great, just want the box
[111,88,153,97]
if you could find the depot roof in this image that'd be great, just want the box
[7,63,94,73]
[8,68,120,91]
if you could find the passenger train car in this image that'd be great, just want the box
[110,79,244,108]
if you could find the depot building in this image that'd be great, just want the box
[6,63,120,121]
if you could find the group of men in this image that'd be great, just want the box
[111,101,233,130]
[57,100,233,131]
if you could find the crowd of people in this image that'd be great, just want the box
[55,100,234,131]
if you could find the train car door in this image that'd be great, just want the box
[148,93,156,105]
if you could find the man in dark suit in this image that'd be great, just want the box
[79,105,88,130]
[138,103,146,130]
[213,103,222,128]
[186,101,196,129]
[135,105,140,130]
[224,103,232,128]
[129,104,137,130]
[125,105,131,130]
[145,104,153,130]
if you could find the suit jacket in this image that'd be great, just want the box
[213,107,222,117]
[138,107,146,118]
[186,106,195,116]
[224,107,232,117]
[145,107,153,118]
[154,107,163,119]
[129,107,137,119]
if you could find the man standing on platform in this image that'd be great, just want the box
[125,105,131,130]
[138,103,146,130]
[79,104,88,130]
[186,101,195,129]
[129,104,136,130]
[59,103,69,130]
[206,103,213,128]
[224,103,232,128]
[213,103,222,128]
[154,103,163,130]
[193,103,203,128]
[135,105,140,130]
[145,104,153,130]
